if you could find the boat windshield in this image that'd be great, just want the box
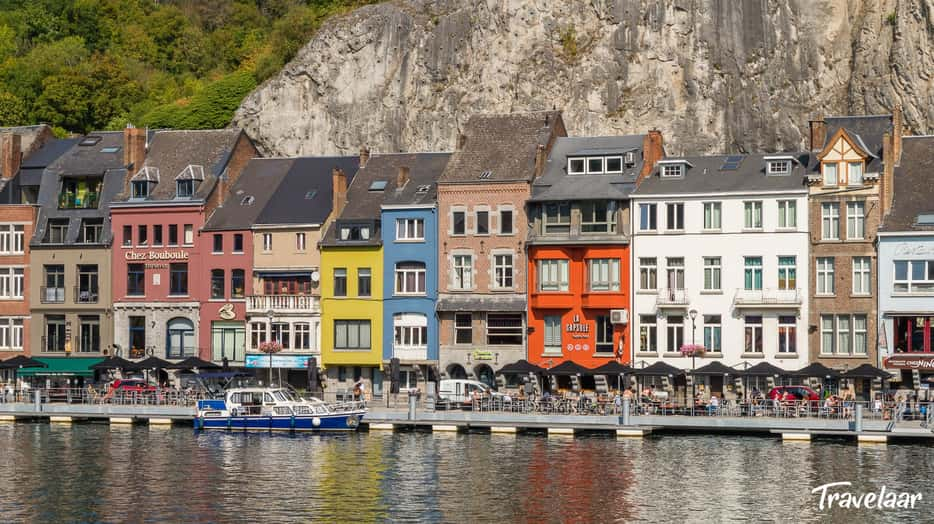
[274,390,295,402]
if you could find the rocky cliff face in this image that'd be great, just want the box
[233,0,934,157]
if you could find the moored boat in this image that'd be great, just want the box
[195,387,365,432]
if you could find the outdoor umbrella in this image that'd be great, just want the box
[165,357,221,371]
[90,356,140,371]
[741,362,787,376]
[691,361,738,376]
[0,355,47,369]
[841,364,893,380]
[591,361,633,391]
[496,359,544,375]
[135,356,171,370]
[631,361,683,377]
[793,363,841,379]
[544,360,594,376]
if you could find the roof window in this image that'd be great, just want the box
[241,195,255,206]
[917,213,934,226]
[369,180,388,191]
[79,136,102,146]
[720,155,744,171]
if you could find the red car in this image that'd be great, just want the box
[767,386,819,402]
[110,378,157,393]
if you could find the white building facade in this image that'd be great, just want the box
[630,155,811,381]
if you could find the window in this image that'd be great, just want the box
[820,314,867,355]
[0,225,24,253]
[665,257,684,290]
[837,315,851,356]
[454,313,472,344]
[350,268,369,297]
[294,323,311,350]
[127,264,144,296]
[846,201,865,239]
[452,210,466,235]
[568,158,585,174]
[58,176,102,209]
[334,320,371,349]
[169,263,188,295]
[768,160,791,175]
[499,209,514,235]
[231,269,245,298]
[0,318,23,350]
[45,219,68,244]
[666,203,684,230]
[395,262,426,295]
[852,257,871,295]
[816,257,835,295]
[743,201,763,229]
[666,316,683,353]
[213,234,223,253]
[820,315,835,355]
[339,224,371,241]
[183,224,193,245]
[153,225,163,246]
[778,256,796,290]
[263,233,272,251]
[581,201,616,233]
[538,259,569,291]
[821,203,840,239]
[639,315,657,353]
[543,203,570,234]
[475,212,488,235]
[703,315,721,352]
[78,316,100,353]
[487,313,523,345]
[661,164,683,177]
[45,315,66,352]
[605,156,622,173]
[823,162,838,186]
[131,180,149,199]
[122,225,132,247]
[777,200,796,228]
[544,316,561,354]
[775,315,797,354]
[744,257,762,291]
[168,224,178,246]
[296,232,306,251]
[137,225,148,246]
[493,254,513,288]
[233,234,243,253]
[744,316,763,353]
[854,315,868,355]
[43,265,65,303]
[848,161,863,186]
[333,268,347,297]
[394,314,428,348]
[595,316,614,354]
[703,257,721,291]
[211,269,225,299]
[538,203,570,235]
[588,258,620,291]
[80,219,102,244]
[176,179,193,198]
[452,255,472,290]
[587,157,604,174]
[129,316,146,356]
[639,204,657,231]
[166,318,195,358]
[0,268,23,299]
[271,323,291,349]
[893,260,934,293]
[76,265,98,303]
[639,258,657,290]
[395,218,425,241]
[703,202,721,230]
[250,322,267,349]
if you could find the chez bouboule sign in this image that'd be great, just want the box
[883,355,934,370]
[125,250,190,261]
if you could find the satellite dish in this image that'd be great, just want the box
[311,271,320,282]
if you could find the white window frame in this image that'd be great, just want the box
[744,316,763,353]
[816,257,835,295]
[821,203,840,240]
[639,315,657,353]
[852,257,871,296]
[586,156,605,174]
[639,258,657,291]
[393,313,428,349]
[537,259,569,292]
[778,316,796,354]
[820,315,836,355]
[605,156,623,173]
[542,203,571,234]
[778,256,796,290]
[492,253,514,289]
[777,200,796,229]
[0,225,24,254]
[767,160,791,176]
[665,203,684,231]
[0,267,24,299]
[893,260,934,293]
[0,318,23,350]
[543,315,562,355]
[639,203,657,231]
[703,257,721,291]
[183,224,194,246]
[848,161,863,186]
[703,315,721,352]
[743,201,763,229]
[395,262,427,295]
[334,320,371,350]
[666,316,684,353]
[451,254,473,290]
[294,322,312,350]
[854,315,868,355]
[396,218,425,241]
[703,202,721,230]
[295,232,306,251]
[846,201,865,240]
[588,258,620,291]
[568,158,585,175]
[823,162,838,186]
[263,233,272,252]
[595,315,614,355]
[661,164,683,177]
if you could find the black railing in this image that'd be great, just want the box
[39,286,65,304]
[74,286,99,304]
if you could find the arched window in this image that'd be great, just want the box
[166,317,195,358]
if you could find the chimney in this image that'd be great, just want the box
[124,124,147,176]
[457,134,467,151]
[359,146,370,168]
[0,133,21,180]
[533,144,547,178]
[638,129,665,183]
[396,166,410,188]
[882,131,898,217]
[332,167,347,217]
[808,117,826,152]
[892,104,903,164]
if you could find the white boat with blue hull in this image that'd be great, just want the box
[195,387,366,432]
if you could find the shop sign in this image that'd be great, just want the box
[245,354,312,369]
[894,243,934,256]
[472,350,494,361]
[565,314,590,340]
[125,250,190,261]
[884,355,934,370]
[218,303,236,320]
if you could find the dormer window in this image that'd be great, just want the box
[339,224,371,241]
[767,160,791,176]
[605,156,622,173]
[175,164,204,199]
[848,161,863,186]
[569,156,625,175]
[661,164,684,178]
[131,180,150,199]
[822,162,838,186]
[568,158,585,174]
[176,179,193,198]
[130,167,158,199]
[587,157,604,174]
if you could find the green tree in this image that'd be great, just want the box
[0,91,26,126]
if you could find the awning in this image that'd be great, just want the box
[436,294,526,312]
[17,357,105,377]
[254,271,313,278]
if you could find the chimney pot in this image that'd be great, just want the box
[0,133,22,181]
[332,167,347,217]
[638,129,665,183]
[808,117,826,152]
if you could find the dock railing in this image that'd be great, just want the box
[0,387,198,407]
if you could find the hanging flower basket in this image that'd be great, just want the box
[680,344,706,357]
[259,341,283,355]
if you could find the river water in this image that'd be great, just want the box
[0,423,930,523]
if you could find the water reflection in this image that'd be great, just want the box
[0,424,929,522]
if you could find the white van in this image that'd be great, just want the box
[438,379,495,404]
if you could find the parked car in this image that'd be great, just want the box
[110,378,157,393]
[438,379,507,406]
[766,386,819,402]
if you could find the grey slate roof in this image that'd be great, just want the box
[531,135,645,201]
[46,131,126,176]
[879,136,934,232]
[320,152,449,246]
[115,129,245,202]
[202,158,293,231]
[439,111,564,184]
[256,156,361,226]
[817,115,892,173]
[0,124,52,179]
[18,138,80,186]
[633,153,810,196]
[436,294,527,312]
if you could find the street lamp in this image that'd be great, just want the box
[266,309,274,385]
[689,308,698,400]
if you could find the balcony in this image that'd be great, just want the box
[656,288,689,309]
[732,288,803,309]
[247,294,320,314]
[74,286,99,304]
[40,286,66,304]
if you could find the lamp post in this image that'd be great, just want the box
[689,309,698,400]
[266,309,274,385]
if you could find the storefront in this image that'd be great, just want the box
[245,353,317,388]
[16,356,105,387]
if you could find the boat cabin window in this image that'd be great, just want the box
[274,407,293,416]
[273,390,290,402]
[264,393,275,403]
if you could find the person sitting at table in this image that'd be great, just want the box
[708,395,720,414]
[622,388,634,401]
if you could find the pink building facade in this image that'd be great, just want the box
[199,228,253,365]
